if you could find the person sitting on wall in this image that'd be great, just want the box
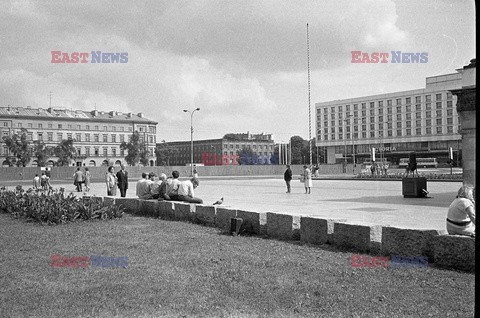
[178,177,203,204]
[446,185,476,237]
[157,173,170,200]
[166,170,181,201]
[149,172,162,199]
[136,172,152,200]
[33,174,41,190]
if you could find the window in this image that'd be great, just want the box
[369,102,374,108]
[85,134,90,142]
[338,106,343,112]
[396,98,401,105]
[111,135,116,143]
[77,125,81,130]
[104,126,107,131]
[112,148,116,156]
[447,126,453,133]
[405,105,411,112]
[94,148,99,156]
[378,108,383,115]
[447,101,453,108]
[387,130,393,137]
[361,110,366,117]
[370,131,375,138]
[447,109,453,116]
[121,127,125,132]
[387,107,392,114]
[330,114,335,120]
[436,118,442,125]
[447,118,453,125]
[112,126,116,132]
[362,103,366,110]
[47,132,53,141]
[436,102,442,109]
[370,124,375,130]
[86,125,90,130]
[68,125,72,129]
[415,96,421,103]
[396,114,402,121]
[324,114,328,120]
[447,92,452,100]
[405,97,411,104]
[378,123,384,130]
[396,130,402,136]
[67,133,72,139]
[28,123,32,128]
[103,147,108,156]
[436,93,442,101]
[406,113,412,120]
[406,129,411,136]
[426,95,431,102]
[416,128,422,135]
[346,105,350,111]
[436,127,442,134]
[370,109,375,116]
[426,111,431,118]
[76,133,81,141]
[426,119,432,126]
[57,133,62,140]
[396,122,402,128]
[416,120,421,127]
[406,121,411,128]
[103,134,108,142]
[379,101,384,107]
[85,147,90,156]
[387,100,392,106]
[436,110,442,117]
[416,104,422,111]
[354,104,359,111]
[38,133,43,141]
[58,124,62,129]
[426,103,431,110]
[94,134,99,142]
[426,127,432,134]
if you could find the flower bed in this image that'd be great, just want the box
[0,186,124,224]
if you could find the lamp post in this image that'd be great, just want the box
[183,107,200,176]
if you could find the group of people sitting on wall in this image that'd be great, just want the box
[136,170,203,204]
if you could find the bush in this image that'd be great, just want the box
[0,186,124,224]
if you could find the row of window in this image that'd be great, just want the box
[321,126,456,141]
[1,121,156,134]
[319,117,455,131]
[317,101,454,119]
[316,92,454,114]
[0,146,155,157]
[1,131,156,144]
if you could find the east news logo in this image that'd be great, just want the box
[351,255,428,267]
[51,255,128,268]
[351,51,428,63]
[51,51,128,63]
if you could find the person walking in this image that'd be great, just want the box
[106,166,118,196]
[84,167,91,192]
[116,164,129,197]
[284,165,292,193]
[303,165,312,194]
[73,167,84,192]
[33,174,41,190]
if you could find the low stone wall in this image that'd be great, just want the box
[96,196,475,273]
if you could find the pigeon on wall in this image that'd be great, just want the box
[213,197,223,205]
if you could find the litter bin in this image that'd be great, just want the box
[402,177,427,198]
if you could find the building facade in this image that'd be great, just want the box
[0,106,158,167]
[315,72,463,166]
[160,132,275,166]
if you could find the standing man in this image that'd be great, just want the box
[116,164,129,197]
[33,174,41,190]
[73,167,84,192]
[284,165,292,193]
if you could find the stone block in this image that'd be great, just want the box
[103,197,115,207]
[174,202,194,222]
[266,213,295,240]
[140,200,158,217]
[83,195,103,207]
[215,208,237,232]
[333,223,382,253]
[114,197,139,214]
[237,210,263,235]
[300,217,329,245]
[194,205,216,227]
[157,201,175,220]
[381,227,445,262]
[433,235,475,272]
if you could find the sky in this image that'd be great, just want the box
[0,0,476,143]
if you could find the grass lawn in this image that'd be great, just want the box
[0,213,474,318]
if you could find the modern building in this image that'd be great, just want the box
[315,71,464,166]
[0,106,158,167]
[159,132,275,165]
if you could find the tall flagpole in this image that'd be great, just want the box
[307,23,312,166]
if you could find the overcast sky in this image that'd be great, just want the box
[0,0,475,143]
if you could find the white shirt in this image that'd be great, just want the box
[178,180,194,197]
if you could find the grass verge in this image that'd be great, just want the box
[0,213,474,318]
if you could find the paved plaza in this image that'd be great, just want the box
[3,177,462,232]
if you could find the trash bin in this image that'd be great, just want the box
[402,177,427,198]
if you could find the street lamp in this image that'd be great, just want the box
[183,107,200,176]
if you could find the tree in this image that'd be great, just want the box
[33,140,50,167]
[120,131,148,166]
[55,138,76,166]
[274,136,324,165]
[3,128,31,167]
[155,143,179,166]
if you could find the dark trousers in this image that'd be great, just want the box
[119,187,127,198]
[76,182,82,192]
[178,195,203,204]
[285,180,291,192]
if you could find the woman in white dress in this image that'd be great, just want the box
[303,165,312,194]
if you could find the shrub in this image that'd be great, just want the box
[0,186,124,224]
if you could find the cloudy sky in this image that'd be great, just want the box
[0,0,475,143]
